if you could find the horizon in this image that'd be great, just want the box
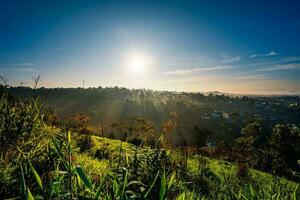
[5,84,300,96]
[1,0,300,94]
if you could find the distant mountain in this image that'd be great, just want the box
[3,86,300,144]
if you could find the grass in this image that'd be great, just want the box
[77,134,300,199]
[188,156,297,187]
[0,93,299,199]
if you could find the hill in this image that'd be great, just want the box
[0,87,299,199]
[4,86,300,144]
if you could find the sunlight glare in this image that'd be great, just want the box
[126,53,154,74]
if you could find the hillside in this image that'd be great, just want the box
[5,86,300,144]
[1,88,299,199]
[76,135,299,199]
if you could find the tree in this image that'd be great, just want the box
[241,120,263,147]
[162,112,178,148]
[232,120,264,169]
[192,125,212,147]
[111,117,155,143]
[268,124,300,176]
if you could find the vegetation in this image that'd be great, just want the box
[6,86,300,145]
[0,86,299,199]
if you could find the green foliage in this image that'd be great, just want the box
[0,92,299,200]
[77,134,93,152]
[9,86,300,145]
[111,116,155,144]
[269,124,300,176]
[29,162,43,191]
[75,166,92,189]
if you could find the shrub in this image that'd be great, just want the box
[77,134,93,152]
[127,136,143,146]
[236,162,250,181]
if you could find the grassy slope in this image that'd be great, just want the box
[75,136,298,193]
[74,136,137,178]
[188,157,297,188]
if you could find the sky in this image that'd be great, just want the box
[1,0,300,94]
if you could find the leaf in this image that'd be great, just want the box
[20,165,27,200]
[159,169,166,200]
[176,192,186,200]
[127,180,145,187]
[167,172,176,190]
[95,175,107,200]
[52,138,68,170]
[76,173,82,187]
[121,170,128,199]
[113,177,119,198]
[68,130,71,144]
[249,185,255,197]
[293,184,299,200]
[30,163,43,191]
[27,187,35,200]
[75,166,92,189]
[144,171,159,199]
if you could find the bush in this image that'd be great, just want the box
[77,134,93,152]
[236,162,250,181]
[127,136,143,146]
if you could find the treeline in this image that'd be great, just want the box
[215,120,300,181]
[3,85,300,145]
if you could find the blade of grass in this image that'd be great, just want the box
[20,165,27,200]
[95,175,107,200]
[52,138,68,170]
[159,168,166,200]
[167,172,176,190]
[75,166,92,189]
[144,171,159,199]
[121,170,128,199]
[293,184,299,200]
[30,162,43,191]
[27,187,35,200]
[68,130,71,144]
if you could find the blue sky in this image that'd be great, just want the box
[1,0,300,94]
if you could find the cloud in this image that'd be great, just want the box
[280,56,300,62]
[0,67,37,72]
[250,51,278,58]
[256,63,300,72]
[166,65,233,75]
[268,51,277,56]
[221,56,241,63]
[235,74,269,80]
[21,62,35,66]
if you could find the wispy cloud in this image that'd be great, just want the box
[221,55,241,63]
[235,74,269,80]
[256,63,300,72]
[20,62,35,66]
[166,65,233,75]
[250,51,278,58]
[1,67,37,72]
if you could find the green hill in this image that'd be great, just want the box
[0,91,299,199]
[5,86,300,145]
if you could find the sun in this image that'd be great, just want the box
[126,52,154,74]
[129,56,146,73]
